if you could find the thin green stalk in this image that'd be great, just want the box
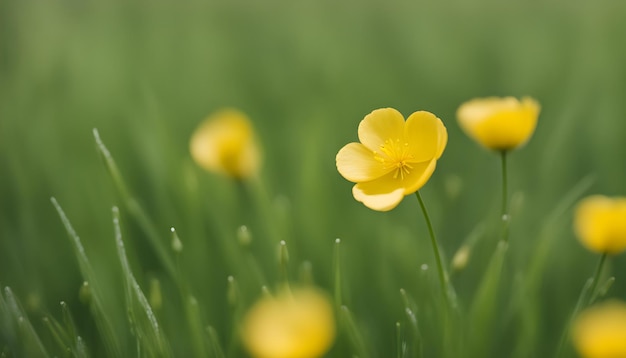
[586,253,608,306]
[501,151,508,217]
[400,289,423,358]
[396,322,403,358]
[170,228,208,358]
[415,191,450,309]
[469,241,509,357]
[554,253,608,358]
[112,207,171,357]
[93,129,176,278]
[333,238,343,309]
[279,240,290,286]
[500,151,510,242]
[339,305,371,358]
[51,198,123,357]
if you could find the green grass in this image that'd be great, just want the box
[2,0,626,357]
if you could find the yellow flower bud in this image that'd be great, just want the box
[242,287,336,358]
[574,195,626,255]
[573,300,626,358]
[456,97,540,151]
[190,109,261,179]
[451,245,470,272]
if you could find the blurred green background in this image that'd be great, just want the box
[2,0,626,357]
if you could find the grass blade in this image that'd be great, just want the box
[399,289,423,358]
[469,240,509,357]
[112,206,171,357]
[93,128,176,278]
[339,305,371,358]
[50,198,123,357]
[3,287,49,358]
[207,326,226,358]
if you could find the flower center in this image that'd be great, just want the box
[375,138,414,180]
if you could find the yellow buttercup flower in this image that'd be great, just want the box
[242,287,336,358]
[573,300,626,358]
[456,96,540,151]
[574,195,626,255]
[190,109,261,179]
[335,108,447,211]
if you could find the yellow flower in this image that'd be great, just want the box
[335,108,447,211]
[456,97,540,151]
[242,287,336,358]
[573,300,626,358]
[574,195,626,255]
[190,109,261,179]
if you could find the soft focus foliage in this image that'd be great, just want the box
[456,97,540,151]
[574,196,626,255]
[242,287,335,358]
[573,300,626,358]
[336,108,447,211]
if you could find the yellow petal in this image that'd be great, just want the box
[401,159,437,194]
[351,160,436,211]
[573,300,626,358]
[352,182,405,212]
[575,195,626,255]
[336,143,393,182]
[457,97,540,151]
[358,108,405,152]
[436,118,448,159]
[404,111,444,162]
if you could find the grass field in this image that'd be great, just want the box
[2,0,626,357]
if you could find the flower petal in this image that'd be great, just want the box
[457,97,540,151]
[401,159,437,195]
[457,97,511,123]
[190,109,261,178]
[573,300,626,358]
[351,159,437,211]
[352,181,405,212]
[336,143,392,182]
[436,118,448,159]
[358,108,405,152]
[575,196,626,254]
[404,111,443,162]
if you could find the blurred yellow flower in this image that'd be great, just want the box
[574,195,626,255]
[573,300,626,358]
[242,287,335,358]
[456,97,540,151]
[190,109,261,179]
[335,108,447,211]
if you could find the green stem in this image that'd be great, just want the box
[500,151,510,243]
[554,253,608,358]
[415,191,450,308]
[500,150,508,220]
[501,151,508,217]
[333,238,343,309]
[586,253,607,305]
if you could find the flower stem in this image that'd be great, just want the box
[415,191,450,308]
[586,252,607,305]
[554,253,608,358]
[501,151,508,216]
[500,151,510,242]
